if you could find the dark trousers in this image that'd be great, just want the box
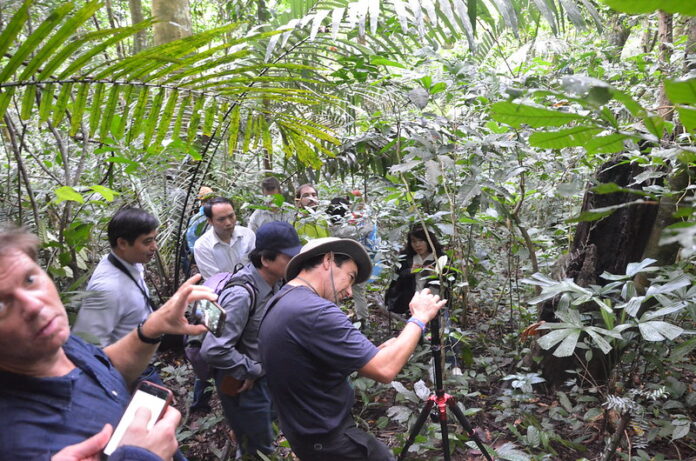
[215,375,274,459]
[286,415,395,461]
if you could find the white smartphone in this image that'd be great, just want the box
[103,381,173,456]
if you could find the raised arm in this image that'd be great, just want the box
[104,275,213,387]
[359,289,446,383]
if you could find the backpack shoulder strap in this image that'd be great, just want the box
[220,278,257,315]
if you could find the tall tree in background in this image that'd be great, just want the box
[153,0,191,46]
[128,0,147,53]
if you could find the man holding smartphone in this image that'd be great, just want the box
[201,222,302,459]
[0,225,215,459]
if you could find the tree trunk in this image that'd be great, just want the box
[686,17,696,71]
[128,0,147,54]
[535,156,660,388]
[606,14,632,62]
[152,0,192,46]
[657,11,673,121]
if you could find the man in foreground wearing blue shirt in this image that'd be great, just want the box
[0,226,216,459]
[259,237,446,461]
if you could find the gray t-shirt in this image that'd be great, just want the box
[259,285,379,437]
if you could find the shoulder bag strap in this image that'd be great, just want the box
[107,253,157,311]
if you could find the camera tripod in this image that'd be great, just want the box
[398,312,493,461]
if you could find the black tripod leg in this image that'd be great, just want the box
[438,407,451,461]
[447,400,493,461]
[397,399,435,461]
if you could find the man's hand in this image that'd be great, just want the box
[409,288,447,323]
[51,425,113,461]
[141,274,215,338]
[239,378,255,393]
[118,406,181,461]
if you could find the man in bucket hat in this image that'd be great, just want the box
[201,221,302,459]
[259,237,446,461]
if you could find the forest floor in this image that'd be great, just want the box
[158,302,691,461]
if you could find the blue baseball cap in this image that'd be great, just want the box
[255,222,302,257]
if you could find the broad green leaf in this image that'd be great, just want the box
[585,133,628,154]
[54,186,84,204]
[371,57,406,68]
[638,321,683,342]
[592,297,613,315]
[490,102,585,128]
[310,9,331,41]
[89,185,119,202]
[591,182,649,197]
[672,420,691,440]
[580,0,604,30]
[644,115,665,139]
[557,392,574,412]
[603,0,696,15]
[526,425,541,447]
[529,126,602,149]
[676,106,696,132]
[599,304,615,329]
[612,90,646,117]
[566,200,646,223]
[664,78,696,105]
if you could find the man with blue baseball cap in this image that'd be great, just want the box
[200,221,301,459]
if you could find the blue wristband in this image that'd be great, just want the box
[407,317,426,334]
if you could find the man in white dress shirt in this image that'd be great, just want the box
[73,207,159,347]
[193,197,255,280]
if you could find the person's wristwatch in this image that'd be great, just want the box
[137,321,163,344]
